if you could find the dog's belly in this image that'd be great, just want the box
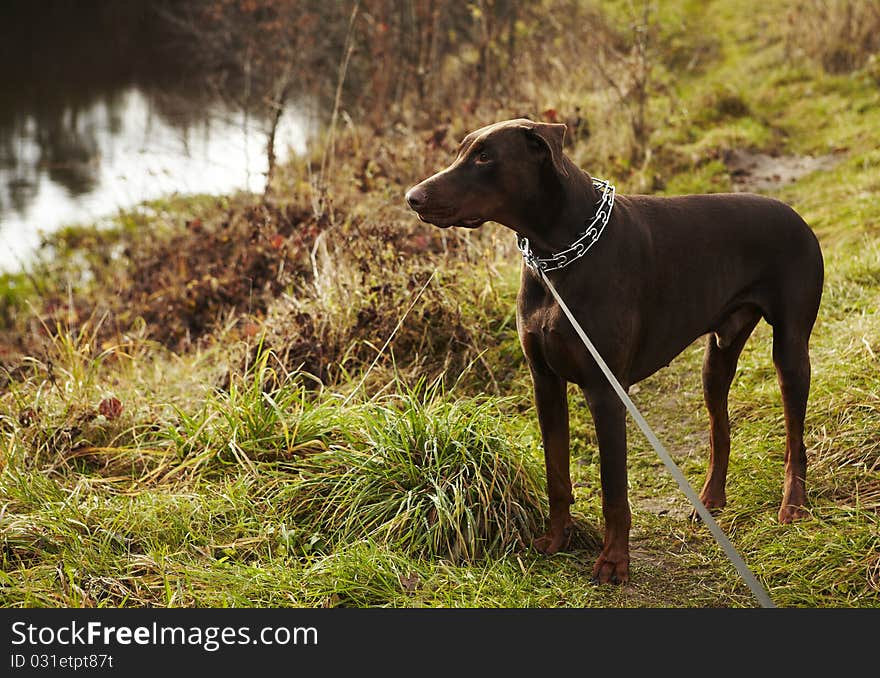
[628,287,768,383]
[627,337,696,384]
[520,287,765,388]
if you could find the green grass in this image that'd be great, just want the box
[284,381,546,562]
[2,0,879,608]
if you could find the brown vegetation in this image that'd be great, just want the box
[784,0,880,73]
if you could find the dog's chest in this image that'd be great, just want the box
[518,302,586,381]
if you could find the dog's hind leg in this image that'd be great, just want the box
[772,325,813,523]
[698,308,761,514]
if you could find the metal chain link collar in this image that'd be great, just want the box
[517,178,615,273]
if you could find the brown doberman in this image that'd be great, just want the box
[405,118,823,584]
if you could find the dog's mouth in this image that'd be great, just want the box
[415,211,486,229]
[455,218,486,229]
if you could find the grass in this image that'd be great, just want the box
[285,382,546,562]
[2,0,879,608]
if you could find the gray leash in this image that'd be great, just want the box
[539,268,776,608]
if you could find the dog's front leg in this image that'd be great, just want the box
[584,385,631,584]
[529,365,574,555]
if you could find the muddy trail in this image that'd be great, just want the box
[724,149,840,193]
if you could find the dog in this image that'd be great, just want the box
[405,118,823,583]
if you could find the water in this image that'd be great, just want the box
[0,2,314,273]
[0,89,311,272]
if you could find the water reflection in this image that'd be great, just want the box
[0,87,311,272]
[0,1,313,272]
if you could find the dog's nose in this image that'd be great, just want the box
[405,186,427,211]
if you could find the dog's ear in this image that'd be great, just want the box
[519,121,569,178]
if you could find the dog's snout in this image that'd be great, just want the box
[405,185,427,211]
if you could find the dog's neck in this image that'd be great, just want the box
[513,156,603,256]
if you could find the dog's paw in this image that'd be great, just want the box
[591,549,630,585]
[778,504,810,524]
[690,492,726,522]
[532,524,573,555]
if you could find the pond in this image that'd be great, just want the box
[0,1,314,273]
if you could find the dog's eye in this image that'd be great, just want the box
[475,152,491,164]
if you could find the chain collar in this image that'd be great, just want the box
[517,178,615,273]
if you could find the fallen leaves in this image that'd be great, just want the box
[98,397,123,420]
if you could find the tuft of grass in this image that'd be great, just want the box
[283,378,546,562]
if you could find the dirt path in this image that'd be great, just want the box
[724,148,838,192]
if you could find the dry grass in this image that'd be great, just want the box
[784,0,880,73]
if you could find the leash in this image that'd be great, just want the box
[537,268,776,608]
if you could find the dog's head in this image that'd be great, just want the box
[404,118,569,230]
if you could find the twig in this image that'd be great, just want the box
[318,1,361,209]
